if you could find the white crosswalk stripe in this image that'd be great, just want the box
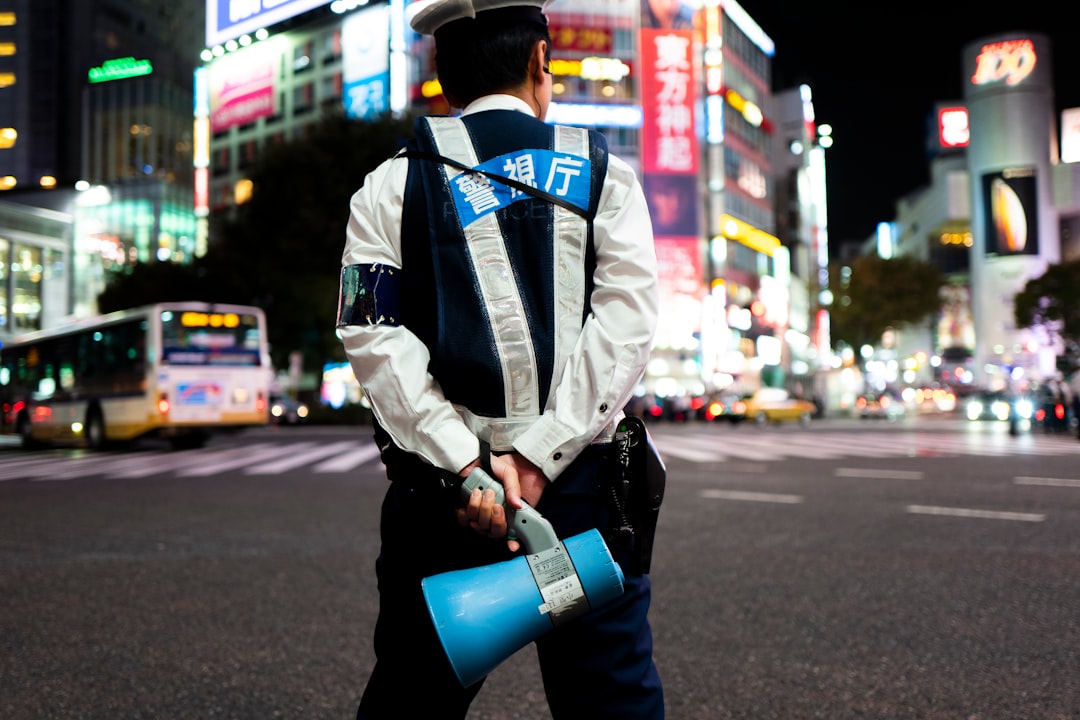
[647,425,1080,463]
[177,442,319,477]
[243,440,360,474]
[0,440,381,482]
[313,443,383,473]
[3,422,1080,482]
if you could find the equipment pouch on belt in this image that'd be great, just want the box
[607,415,666,575]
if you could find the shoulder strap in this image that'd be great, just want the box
[400,149,590,220]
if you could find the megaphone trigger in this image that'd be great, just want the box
[422,468,626,687]
[460,467,559,554]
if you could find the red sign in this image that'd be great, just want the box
[938,106,970,148]
[640,28,698,175]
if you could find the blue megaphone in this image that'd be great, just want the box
[421,468,625,687]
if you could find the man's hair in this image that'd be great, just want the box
[434,18,551,107]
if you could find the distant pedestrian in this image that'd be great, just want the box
[1073,392,1080,440]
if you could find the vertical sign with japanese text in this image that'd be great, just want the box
[640,26,704,339]
[640,28,698,176]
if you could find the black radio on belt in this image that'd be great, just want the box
[607,415,666,575]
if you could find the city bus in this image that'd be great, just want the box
[0,302,273,450]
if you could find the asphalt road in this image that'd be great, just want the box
[2,416,1079,719]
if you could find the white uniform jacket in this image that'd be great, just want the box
[338,94,658,481]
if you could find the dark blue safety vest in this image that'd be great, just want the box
[401,110,610,419]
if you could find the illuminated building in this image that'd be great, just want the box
[198,0,794,398]
[772,85,830,382]
[0,0,204,342]
[867,32,1080,393]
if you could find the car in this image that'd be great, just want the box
[963,390,1015,422]
[741,387,816,426]
[270,394,310,425]
[857,390,906,420]
[703,392,747,423]
[1030,384,1070,433]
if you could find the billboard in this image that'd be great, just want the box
[208,40,280,133]
[982,167,1038,256]
[342,4,390,120]
[207,0,332,47]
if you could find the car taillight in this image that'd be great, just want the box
[158,394,170,414]
[1055,403,1065,420]
[256,392,267,413]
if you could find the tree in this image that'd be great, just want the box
[1014,258,1080,364]
[99,110,417,372]
[828,255,945,352]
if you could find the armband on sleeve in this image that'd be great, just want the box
[336,263,402,327]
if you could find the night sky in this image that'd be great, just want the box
[734,2,1080,247]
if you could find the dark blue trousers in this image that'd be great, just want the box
[356,445,664,719]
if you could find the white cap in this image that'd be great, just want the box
[408,0,550,36]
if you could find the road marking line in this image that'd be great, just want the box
[905,504,1045,522]
[244,440,359,474]
[1014,476,1080,488]
[659,443,724,462]
[313,443,382,472]
[178,442,316,476]
[835,468,925,480]
[701,489,803,504]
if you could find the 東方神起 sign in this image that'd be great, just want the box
[88,57,153,84]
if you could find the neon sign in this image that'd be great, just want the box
[938,106,970,148]
[971,39,1036,87]
[88,57,153,84]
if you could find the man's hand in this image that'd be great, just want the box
[455,453,547,553]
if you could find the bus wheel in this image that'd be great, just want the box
[17,413,37,449]
[85,408,107,450]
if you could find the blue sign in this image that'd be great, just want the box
[449,149,591,227]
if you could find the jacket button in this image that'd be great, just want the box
[553,452,562,461]
[599,403,608,412]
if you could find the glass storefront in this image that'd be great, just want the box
[0,201,72,343]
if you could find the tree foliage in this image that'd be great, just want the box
[1014,258,1080,357]
[99,110,417,371]
[828,255,945,351]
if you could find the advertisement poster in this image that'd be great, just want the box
[981,168,1038,256]
[209,41,279,133]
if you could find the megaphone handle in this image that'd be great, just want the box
[462,468,560,553]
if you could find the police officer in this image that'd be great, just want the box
[335,0,664,717]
